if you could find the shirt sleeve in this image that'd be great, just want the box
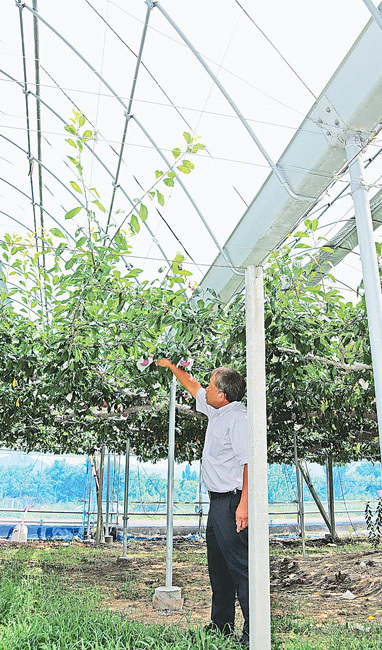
[230,416,248,466]
[195,388,215,419]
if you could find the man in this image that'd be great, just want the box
[156,358,249,647]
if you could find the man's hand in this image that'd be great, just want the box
[155,356,201,398]
[155,357,172,368]
[236,499,248,532]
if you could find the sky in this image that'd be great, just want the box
[1,0,381,299]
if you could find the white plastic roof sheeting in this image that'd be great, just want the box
[1,0,381,294]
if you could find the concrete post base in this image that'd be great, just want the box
[153,586,183,611]
[104,535,113,544]
[116,556,130,564]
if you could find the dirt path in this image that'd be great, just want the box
[21,537,382,629]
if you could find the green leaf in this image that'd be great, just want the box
[183,132,192,144]
[65,125,76,135]
[76,139,83,153]
[155,170,163,178]
[177,165,191,174]
[83,130,92,139]
[172,147,181,159]
[126,268,143,278]
[92,200,106,213]
[79,115,85,127]
[65,138,77,148]
[139,204,148,221]
[76,236,87,248]
[70,181,83,194]
[65,206,82,220]
[65,257,77,270]
[163,178,174,187]
[90,187,100,198]
[130,214,140,233]
[294,231,308,238]
[311,219,319,232]
[68,156,80,167]
[50,228,66,239]
[182,159,194,169]
[321,246,334,253]
[156,191,165,206]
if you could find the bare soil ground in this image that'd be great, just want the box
[35,537,382,629]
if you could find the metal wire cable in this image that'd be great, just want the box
[109,0,310,119]
[233,0,317,100]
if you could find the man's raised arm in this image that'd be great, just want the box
[155,357,201,399]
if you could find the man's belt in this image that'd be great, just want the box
[208,489,241,500]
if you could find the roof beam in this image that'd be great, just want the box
[200,8,382,301]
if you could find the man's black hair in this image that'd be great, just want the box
[212,367,246,403]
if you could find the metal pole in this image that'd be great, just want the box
[293,431,306,558]
[326,456,337,540]
[82,457,90,539]
[245,265,271,650]
[198,459,203,536]
[87,465,93,539]
[96,447,105,545]
[105,452,111,537]
[165,375,177,588]
[122,439,130,558]
[300,465,306,549]
[346,138,382,462]
[106,1,152,232]
[111,453,116,526]
[116,455,121,527]
[362,0,382,30]
[299,462,332,532]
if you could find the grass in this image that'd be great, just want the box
[271,613,382,649]
[0,544,381,648]
[0,561,238,649]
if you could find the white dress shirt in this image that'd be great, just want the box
[196,387,248,493]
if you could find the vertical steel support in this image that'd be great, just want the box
[122,439,130,558]
[87,464,93,539]
[346,138,382,462]
[326,456,337,539]
[111,453,116,526]
[105,452,111,537]
[198,459,203,536]
[116,455,121,527]
[82,457,90,538]
[96,446,105,545]
[165,375,177,588]
[293,431,306,558]
[245,266,271,650]
[362,0,382,30]
[300,465,306,548]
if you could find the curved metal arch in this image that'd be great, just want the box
[0,131,85,235]
[362,0,382,30]
[133,115,244,276]
[0,177,74,241]
[16,1,241,273]
[1,69,172,268]
[106,1,153,233]
[155,2,316,202]
[0,209,33,233]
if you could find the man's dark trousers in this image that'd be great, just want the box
[206,491,249,641]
